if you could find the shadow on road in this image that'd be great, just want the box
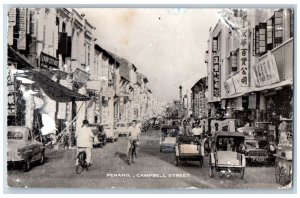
[115,151,128,165]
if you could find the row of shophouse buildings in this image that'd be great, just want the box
[7,8,161,140]
[185,8,293,135]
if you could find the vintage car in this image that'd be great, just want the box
[116,123,130,137]
[243,135,276,165]
[88,124,107,148]
[104,124,118,142]
[159,125,179,152]
[7,126,46,172]
[238,127,276,165]
[209,131,246,179]
[174,135,204,167]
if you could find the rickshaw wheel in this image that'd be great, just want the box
[275,164,281,183]
[199,157,203,167]
[279,167,288,186]
[209,166,214,178]
[174,155,179,166]
[240,168,245,179]
[76,165,83,174]
[22,159,31,172]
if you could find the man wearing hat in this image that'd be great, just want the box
[75,119,95,167]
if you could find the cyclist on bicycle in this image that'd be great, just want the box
[75,120,94,167]
[127,120,141,158]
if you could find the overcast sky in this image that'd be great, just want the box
[78,8,220,103]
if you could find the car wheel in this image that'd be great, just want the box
[240,167,245,179]
[39,152,45,165]
[199,156,204,167]
[22,159,31,172]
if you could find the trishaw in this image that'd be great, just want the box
[159,125,179,152]
[209,131,246,179]
[174,135,204,167]
[274,144,292,186]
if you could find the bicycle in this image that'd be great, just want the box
[128,139,137,165]
[76,150,89,174]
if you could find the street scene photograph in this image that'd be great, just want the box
[5,7,294,190]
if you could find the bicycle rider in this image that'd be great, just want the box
[127,120,141,158]
[75,120,94,167]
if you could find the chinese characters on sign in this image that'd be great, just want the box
[239,28,249,86]
[73,68,91,87]
[40,52,59,69]
[7,69,16,116]
[251,52,280,87]
[213,56,220,97]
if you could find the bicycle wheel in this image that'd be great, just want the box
[128,148,132,165]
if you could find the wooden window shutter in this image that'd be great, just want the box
[258,23,267,54]
[274,10,283,47]
[266,18,274,50]
[212,37,218,52]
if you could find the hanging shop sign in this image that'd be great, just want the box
[17,31,26,50]
[213,56,220,97]
[248,93,257,110]
[7,68,16,116]
[73,68,90,85]
[57,102,66,119]
[252,52,280,87]
[231,97,243,109]
[224,77,236,96]
[40,52,59,69]
[102,87,115,98]
[239,28,249,86]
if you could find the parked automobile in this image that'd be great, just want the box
[88,124,107,148]
[239,127,276,165]
[209,131,246,179]
[159,125,178,152]
[104,124,118,142]
[174,135,204,167]
[7,126,46,172]
[243,137,268,165]
[116,123,129,137]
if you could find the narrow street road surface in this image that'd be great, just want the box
[7,130,282,189]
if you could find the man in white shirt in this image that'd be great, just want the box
[191,122,203,136]
[75,120,95,167]
[127,120,141,158]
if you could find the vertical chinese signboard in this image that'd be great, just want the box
[213,56,220,97]
[240,28,249,86]
[17,8,27,50]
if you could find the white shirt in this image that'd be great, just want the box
[76,125,95,148]
[129,126,141,140]
[192,127,203,136]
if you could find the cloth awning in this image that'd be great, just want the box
[29,70,90,102]
[8,45,37,69]
[223,79,293,99]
